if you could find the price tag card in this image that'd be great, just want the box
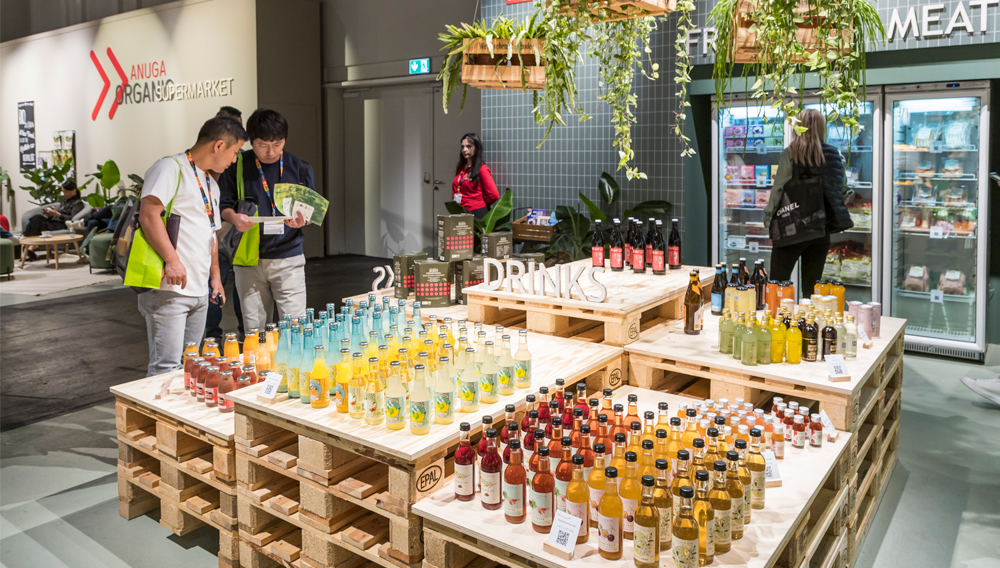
[819,409,840,442]
[256,371,284,403]
[929,226,945,239]
[930,290,944,304]
[726,236,746,250]
[155,375,174,399]
[542,511,583,560]
[756,143,767,155]
[856,326,873,348]
[826,354,851,382]
[763,450,782,487]
[930,140,943,153]
[749,241,760,253]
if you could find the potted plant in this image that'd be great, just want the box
[20,158,74,205]
[710,0,884,136]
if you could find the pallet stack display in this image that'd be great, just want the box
[225,333,625,568]
[112,372,239,567]
[414,386,853,568]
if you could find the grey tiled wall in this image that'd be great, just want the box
[480,1,689,236]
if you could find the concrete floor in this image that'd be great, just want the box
[0,353,997,567]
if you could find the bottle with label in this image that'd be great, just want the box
[523,410,538,459]
[738,257,750,285]
[530,446,555,533]
[306,346,329,409]
[513,330,532,390]
[588,443,607,529]
[752,260,768,310]
[454,422,475,500]
[345,353,364,419]
[756,314,772,365]
[665,417,684,480]
[554,437,574,512]
[668,219,682,269]
[609,218,625,272]
[632,475,660,568]
[845,315,858,358]
[835,313,848,356]
[652,458,673,551]
[480,428,503,510]
[497,335,516,396]
[680,408,700,452]
[408,365,432,435]
[810,413,824,447]
[732,313,746,360]
[274,322,290,394]
[638,439,656,480]
[741,317,758,366]
[693,469,715,565]
[792,414,807,448]
[627,423,643,459]
[624,218,634,268]
[770,315,786,364]
[547,417,564,469]
[598,467,624,560]
[672,486,699,568]
[710,264,725,315]
[502,423,520,477]
[822,311,838,360]
[384,361,407,429]
[652,220,667,275]
[684,270,704,335]
[610,404,628,444]
[503,440,527,523]
[691,438,707,476]
[671,449,692,520]
[735,439,752,525]
[565,455,590,544]
[334,348,351,413]
[631,221,646,273]
[203,366,220,407]
[785,319,802,365]
[709,460,732,554]
[577,425,596,479]
[644,218,656,268]
[433,356,456,424]
[725,451,745,541]
[363,357,384,424]
[803,316,819,362]
[284,327,299,397]
[592,219,606,267]
[619,452,641,539]
[704,428,723,469]
[479,341,500,401]
[772,409,786,459]
[748,428,767,510]
[458,350,480,413]
[527,427,544,488]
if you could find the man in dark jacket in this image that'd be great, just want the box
[219,109,313,330]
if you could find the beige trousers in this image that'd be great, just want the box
[234,254,307,331]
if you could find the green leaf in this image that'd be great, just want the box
[480,188,514,233]
[624,200,672,220]
[597,172,620,205]
[87,193,106,208]
[579,192,606,223]
[444,201,465,215]
[99,160,120,189]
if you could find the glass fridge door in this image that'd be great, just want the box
[802,98,880,304]
[714,102,785,276]
[886,92,987,354]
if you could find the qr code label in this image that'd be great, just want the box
[555,530,570,547]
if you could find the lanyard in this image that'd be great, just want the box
[255,153,282,216]
[185,151,216,229]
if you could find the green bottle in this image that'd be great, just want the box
[733,313,747,360]
[719,310,735,355]
[755,314,771,365]
[741,318,757,366]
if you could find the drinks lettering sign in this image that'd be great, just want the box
[482,259,608,303]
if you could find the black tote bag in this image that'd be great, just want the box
[768,163,827,247]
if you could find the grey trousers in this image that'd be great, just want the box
[234,254,307,332]
[138,290,208,377]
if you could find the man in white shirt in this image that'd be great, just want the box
[137,117,248,376]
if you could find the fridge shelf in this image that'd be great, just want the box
[897,200,976,208]
[895,289,975,303]
[897,229,977,239]
[893,145,978,152]
[841,281,872,288]
[895,173,977,181]
[843,228,872,234]
[848,181,874,190]
[724,146,784,154]
[725,181,773,188]
[725,206,766,212]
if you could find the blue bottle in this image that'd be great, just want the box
[300,326,314,404]
[305,308,315,326]
[373,312,386,347]
[326,303,337,321]
[328,321,339,355]
[351,316,364,354]
[412,302,424,334]
[274,322,291,395]
[286,325,302,397]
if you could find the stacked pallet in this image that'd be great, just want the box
[226,333,625,567]
[112,372,239,567]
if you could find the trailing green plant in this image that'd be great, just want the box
[20,158,74,205]
[671,0,696,158]
[533,1,592,146]
[438,15,546,114]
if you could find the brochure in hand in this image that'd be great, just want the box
[274,183,329,226]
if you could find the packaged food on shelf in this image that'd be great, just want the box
[754,190,769,208]
[847,202,872,230]
[903,265,930,292]
[938,270,967,295]
[942,158,963,176]
[822,250,841,281]
[725,188,742,208]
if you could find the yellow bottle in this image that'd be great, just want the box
[672,486,700,568]
[565,455,590,544]
[334,348,351,413]
[681,408,700,452]
[363,357,384,426]
[653,429,669,467]
[587,444,608,529]
[671,449,692,520]
[408,364,432,435]
[639,440,656,480]
[653,459,673,552]
[597,467,623,560]
[609,434,628,485]
[640,411,656,447]
[726,450,745,541]
[433,356,456,425]
[633,475,660,568]
[666,417,685,480]
[309,346,330,409]
[348,353,366,419]
[704,428,723,470]
[748,428,767,510]
[735,439,752,526]
[693,470,715,566]
[384,361,407,430]
[242,329,259,366]
[786,321,802,365]
[619,452,641,540]
[771,313,786,363]
[709,460,732,554]
[627,423,643,458]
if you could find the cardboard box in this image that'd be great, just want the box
[457,257,486,305]
[393,251,428,298]
[514,252,545,267]
[437,214,475,262]
[481,231,513,260]
[414,260,453,307]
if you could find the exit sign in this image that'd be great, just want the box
[409,58,430,75]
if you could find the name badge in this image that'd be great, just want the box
[263,222,284,235]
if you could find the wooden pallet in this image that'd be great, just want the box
[552,0,675,21]
[227,335,623,567]
[465,260,715,346]
[461,39,545,91]
[413,385,853,568]
[625,316,906,432]
[113,372,238,567]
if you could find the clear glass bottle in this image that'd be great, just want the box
[755,313,772,365]
[735,439,752,525]
[479,341,500,401]
[384,361,407,430]
[748,429,766,510]
[693,469,715,565]
[513,330,532,389]
[554,437,574,513]
[653,458,673,551]
[719,310,735,354]
[741,317,758,366]
[619,452,641,540]
[408,364,432,435]
[588,443,607,529]
[671,449,692,520]
[633,475,660,568]
[458,348,480,413]
[363,357,384,425]
[709,460,732,554]
[845,314,858,358]
[672,486,700,568]
[309,346,330,409]
[726,451,745,541]
[347,352,366,419]
[598,467,624,560]
[433,356,456,424]
[732,313,747,360]
[770,313,786,363]
[497,335,516,396]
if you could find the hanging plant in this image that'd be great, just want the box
[671,0,696,158]
[709,0,885,137]
[532,1,593,145]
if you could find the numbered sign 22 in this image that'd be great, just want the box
[372,265,395,292]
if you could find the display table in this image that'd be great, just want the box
[464,260,715,346]
[225,333,625,568]
[413,386,852,568]
[111,372,239,567]
[18,234,84,269]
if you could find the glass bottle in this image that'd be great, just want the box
[454,422,476,500]
[363,357,384,424]
[785,318,802,364]
[218,370,236,413]
[653,458,673,551]
[481,429,502,510]
[334,348,351,413]
[810,413,824,448]
[671,449,692,520]
[588,443,607,529]
[502,423,520,477]
[691,438,707,476]
[666,417,685,480]
[407,365,432,435]
[594,413,612,454]
[565,454,590,544]
[574,383,590,418]
[619,452,641,540]
[523,411,539,465]
[458,349,480,413]
[704,428,723,470]
[537,386,552,427]
[683,270,704,334]
[504,440,527,524]
[611,403,628,442]
[845,314,858,358]
[627,423,643,458]
[633,475,660,568]
[835,313,848,356]
[530,446,555,533]
[513,330,532,389]
[693,469,715,566]
[639,440,657,480]
[242,329,258,366]
[384,361,407,430]
[803,315,819,362]
[672,486,700,568]
[741,316,758,366]
[204,365,220,407]
[709,460,732,554]
[822,311,838,360]
[609,218,625,271]
[497,335,516,396]
[554,436,574,512]
[770,314,786,363]
[310,346,330,409]
[592,219,606,267]
[284,326,301,397]
[668,218,682,270]
[652,220,667,275]
[681,408,700,453]
[719,310,735,355]
[609,433,628,485]
[598,467,624,560]
[640,410,656,447]
[748,428,766,510]
[527,428,544,489]
[654,428,669,468]
[547,417,564,471]
[295,326,314,401]
[346,353,365,419]
[184,356,202,393]
[587,398,601,432]
[479,341,500,401]
[792,414,807,448]
[631,220,646,272]
[756,313,771,365]
[577,425,596,479]
[433,356,455,424]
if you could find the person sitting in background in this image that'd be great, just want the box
[22,179,85,260]
[452,133,498,219]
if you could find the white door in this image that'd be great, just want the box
[433,86,482,223]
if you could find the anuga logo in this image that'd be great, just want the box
[90,46,235,121]
[776,202,799,217]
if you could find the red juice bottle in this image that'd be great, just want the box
[476,415,493,491]
[523,417,537,463]
[500,404,517,445]
[520,395,536,432]
[503,423,520,474]
[560,393,575,430]
[570,408,584,448]
[547,418,563,471]
[593,413,612,453]
[576,424,596,479]
[575,384,590,419]
[527,428,545,487]
[504,440,527,523]
[184,356,202,391]
[537,387,552,426]
[218,370,235,413]
[481,428,502,510]
[545,405,560,439]
[554,379,566,414]
[455,422,476,501]
[530,446,555,533]
[195,361,210,399]
[204,366,220,407]
[554,436,574,512]
[587,398,601,432]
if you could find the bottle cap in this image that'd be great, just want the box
[686,408,698,417]
[677,449,690,460]
[658,402,669,410]
[580,424,591,434]
[727,450,740,461]
[572,454,584,465]
[594,443,607,453]
[483,416,493,424]
[715,416,726,425]
[680,486,694,498]
[625,451,637,462]
[614,404,624,412]
[628,394,638,402]
[693,438,705,448]
[644,411,655,419]
[642,440,654,449]
[529,410,539,418]
[577,383,586,392]
[714,460,727,472]
[811,413,821,422]
[509,423,519,433]
[655,459,669,470]
[555,378,564,386]
[735,439,747,449]
[551,417,562,426]
[505,404,516,412]
[538,386,549,395]
[509,439,521,450]
[695,470,709,481]
[537,446,549,456]
[707,427,719,437]
[656,429,667,439]
[598,414,609,423]
[590,398,600,405]
[670,417,682,426]
[460,422,470,432]
[750,428,762,437]
[561,436,572,446]
[526,394,536,403]
[605,467,618,478]
[631,423,641,432]
[615,433,627,443]
[641,475,655,487]
[486,428,497,438]
[550,400,560,409]
[794,415,804,423]
[574,408,583,417]
[535,429,545,439]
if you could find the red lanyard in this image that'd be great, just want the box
[255,153,283,216]
[185,151,216,229]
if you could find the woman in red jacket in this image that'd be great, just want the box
[453,133,499,219]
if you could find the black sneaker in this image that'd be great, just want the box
[25,249,38,262]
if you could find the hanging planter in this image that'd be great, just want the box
[461,38,546,91]
[729,1,851,64]
[550,0,675,22]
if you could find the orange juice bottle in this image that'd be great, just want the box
[183,342,200,363]
[257,338,273,372]
[203,341,221,359]
[223,334,240,360]
[243,329,259,366]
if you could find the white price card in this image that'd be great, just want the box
[749,241,760,253]
[727,236,747,250]
[930,290,944,304]
[856,326,872,347]
[763,450,782,487]
[257,371,284,402]
[930,140,943,153]
[826,354,851,382]
[756,143,767,155]
[929,226,945,239]
[543,510,584,559]
[819,409,840,442]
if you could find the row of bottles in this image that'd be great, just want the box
[592,218,682,273]
[718,307,859,366]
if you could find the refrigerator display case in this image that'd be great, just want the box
[883,82,990,361]
[711,95,787,277]
[802,92,882,304]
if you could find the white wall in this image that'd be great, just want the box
[0,0,258,221]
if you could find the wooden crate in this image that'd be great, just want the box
[461,39,544,91]
[729,0,852,64]
[552,0,675,21]
[112,372,238,567]
[625,316,907,433]
[512,215,555,243]
[465,259,715,346]
[413,385,853,568]
[227,335,623,566]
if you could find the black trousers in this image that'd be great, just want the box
[468,207,489,220]
[24,214,67,236]
[770,235,830,293]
